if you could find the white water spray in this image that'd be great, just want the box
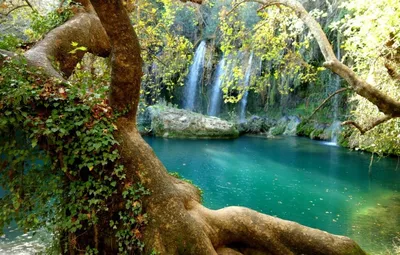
[239,52,253,122]
[208,58,225,116]
[183,41,207,111]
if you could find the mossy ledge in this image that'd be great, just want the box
[141,105,239,139]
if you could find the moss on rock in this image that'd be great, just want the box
[145,105,239,139]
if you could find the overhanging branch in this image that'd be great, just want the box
[305,87,349,122]
[342,115,393,135]
[255,0,400,119]
[179,0,204,4]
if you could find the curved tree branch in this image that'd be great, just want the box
[3,4,29,16]
[23,11,110,81]
[384,62,400,81]
[342,115,393,135]
[305,87,349,122]
[383,33,400,81]
[90,0,142,120]
[180,0,204,4]
[23,0,35,11]
[255,0,400,118]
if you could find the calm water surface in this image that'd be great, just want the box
[145,136,400,254]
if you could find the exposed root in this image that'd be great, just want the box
[114,119,366,254]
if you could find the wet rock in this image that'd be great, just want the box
[283,116,301,136]
[238,116,276,134]
[269,116,301,136]
[296,120,341,141]
[144,105,239,139]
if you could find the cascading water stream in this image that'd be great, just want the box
[208,58,225,116]
[183,41,207,111]
[239,52,253,122]
[330,33,341,145]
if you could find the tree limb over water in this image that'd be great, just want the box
[342,115,393,135]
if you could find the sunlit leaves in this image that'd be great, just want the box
[219,3,317,106]
[339,0,400,155]
[131,0,195,105]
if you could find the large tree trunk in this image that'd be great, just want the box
[18,0,367,254]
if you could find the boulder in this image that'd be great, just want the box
[268,116,289,136]
[268,116,300,136]
[238,116,275,134]
[320,120,341,140]
[296,120,342,141]
[145,105,239,139]
[283,116,301,136]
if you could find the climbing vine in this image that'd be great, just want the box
[338,0,400,155]
[0,57,149,254]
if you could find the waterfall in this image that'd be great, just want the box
[183,41,207,111]
[239,52,253,122]
[208,58,225,116]
[329,33,341,145]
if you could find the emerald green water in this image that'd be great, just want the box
[144,136,400,254]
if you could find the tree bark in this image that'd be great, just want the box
[16,0,367,254]
[23,11,110,80]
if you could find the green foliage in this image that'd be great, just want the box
[338,0,400,155]
[69,42,88,54]
[0,34,22,51]
[0,57,147,253]
[25,6,73,41]
[219,3,322,107]
[132,0,195,105]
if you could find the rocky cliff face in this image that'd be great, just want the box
[140,105,239,139]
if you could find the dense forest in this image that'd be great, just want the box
[0,0,399,254]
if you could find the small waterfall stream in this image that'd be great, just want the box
[330,33,341,145]
[239,52,253,122]
[208,58,225,116]
[183,41,207,111]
